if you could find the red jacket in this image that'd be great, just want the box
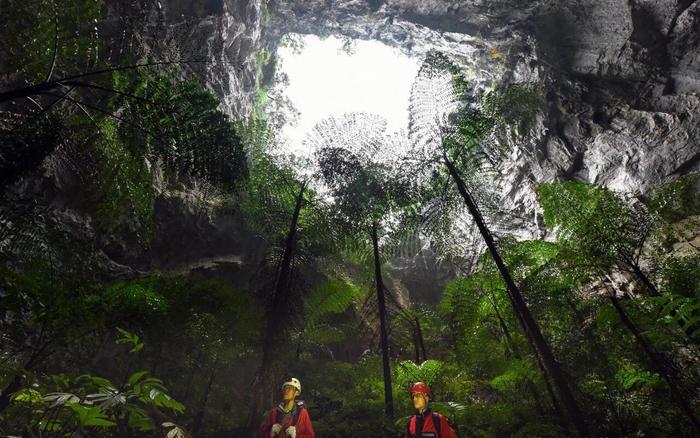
[403,410,456,438]
[259,401,315,438]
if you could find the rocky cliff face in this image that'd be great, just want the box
[102,0,267,118]
[2,1,270,286]
[4,0,698,298]
[260,0,699,300]
[266,0,700,193]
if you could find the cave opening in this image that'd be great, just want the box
[271,33,420,154]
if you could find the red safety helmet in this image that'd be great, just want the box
[409,382,433,399]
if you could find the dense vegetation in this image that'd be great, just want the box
[2,1,700,437]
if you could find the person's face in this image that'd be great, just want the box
[412,392,428,411]
[283,385,299,401]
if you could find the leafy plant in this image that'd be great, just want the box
[7,328,187,436]
[482,82,543,139]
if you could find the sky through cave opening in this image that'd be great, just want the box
[274,34,421,156]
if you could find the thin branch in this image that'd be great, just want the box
[9,86,74,133]
[62,80,157,105]
[45,6,59,83]
[36,91,165,146]
[0,58,233,104]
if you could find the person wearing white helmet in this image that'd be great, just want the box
[259,377,315,438]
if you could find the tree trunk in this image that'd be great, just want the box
[489,294,553,423]
[248,182,306,432]
[629,263,661,297]
[372,221,394,417]
[415,317,428,361]
[443,152,589,437]
[493,288,570,434]
[193,356,219,435]
[413,324,421,364]
[609,271,699,346]
[609,296,700,433]
[181,347,204,406]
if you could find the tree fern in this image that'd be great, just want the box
[394,360,445,389]
[304,280,359,326]
[406,51,534,272]
[489,359,538,393]
[540,182,659,296]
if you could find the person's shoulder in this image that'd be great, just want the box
[296,400,310,416]
[434,412,455,427]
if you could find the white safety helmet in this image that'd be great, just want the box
[282,377,302,394]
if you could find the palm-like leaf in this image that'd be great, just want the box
[406,51,535,270]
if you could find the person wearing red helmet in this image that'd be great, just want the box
[403,382,456,438]
[259,377,315,438]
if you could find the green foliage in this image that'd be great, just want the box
[647,172,700,223]
[615,365,661,390]
[68,403,116,427]
[540,181,652,274]
[498,240,560,283]
[115,70,249,192]
[105,279,168,318]
[482,82,543,138]
[4,7,700,436]
[439,276,513,374]
[0,0,102,83]
[660,254,700,298]
[394,360,445,390]
[423,51,471,100]
[489,359,537,392]
[7,330,187,436]
[241,146,301,242]
[91,118,154,236]
[644,294,700,338]
[116,327,145,353]
[304,280,359,325]
[312,113,415,229]
[448,106,494,154]
[0,115,63,186]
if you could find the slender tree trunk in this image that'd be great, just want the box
[609,271,699,346]
[493,288,570,434]
[443,152,589,437]
[629,263,661,297]
[248,182,306,432]
[414,317,428,362]
[533,349,572,435]
[489,294,549,421]
[372,221,394,417]
[413,325,421,364]
[181,348,204,405]
[609,296,700,433]
[193,356,219,435]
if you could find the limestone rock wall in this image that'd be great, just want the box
[2,0,270,284]
[267,0,700,192]
[102,0,266,118]
[262,0,699,301]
